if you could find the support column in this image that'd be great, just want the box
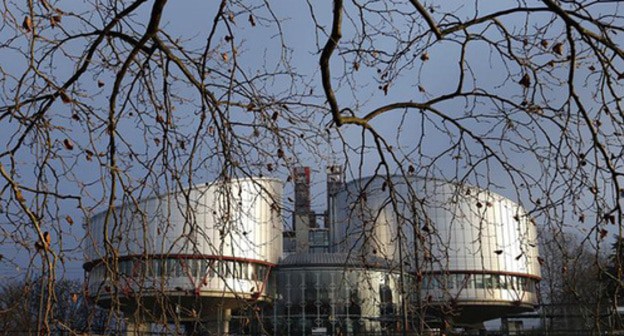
[223,308,232,335]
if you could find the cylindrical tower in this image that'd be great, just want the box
[332,176,541,325]
[83,177,283,323]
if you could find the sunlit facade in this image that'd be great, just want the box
[83,172,541,334]
[332,176,541,325]
[83,177,283,323]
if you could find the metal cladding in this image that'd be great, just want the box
[332,175,541,324]
[83,177,283,317]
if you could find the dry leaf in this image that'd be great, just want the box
[271,111,278,121]
[552,42,563,55]
[15,189,25,203]
[382,84,389,95]
[60,90,72,104]
[156,114,164,123]
[540,40,549,48]
[600,228,608,239]
[221,53,228,62]
[248,14,256,27]
[418,85,425,93]
[421,223,430,233]
[353,62,360,71]
[97,80,105,88]
[50,15,61,26]
[63,139,74,150]
[43,231,51,250]
[85,150,94,161]
[41,0,51,11]
[276,148,284,159]
[519,73,531,88]
[420,52,430,61]
[22,16,33,32]
[71,293,78,303]
[65,215,74,225]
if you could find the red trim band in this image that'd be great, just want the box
[421,269,541,281]
[84,253,277,271]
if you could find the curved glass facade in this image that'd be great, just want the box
[271,266,402,335]
[89,257,271,284]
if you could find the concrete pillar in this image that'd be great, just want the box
[295,214,310,253]
[223,308,232,335]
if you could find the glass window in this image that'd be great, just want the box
[233,261,242,279]
[447,275,455,289]
[132,260,143,277]
[207,260,216,278]
[117,261,125,275]
[153,259,162,277]
[500,275,508,289]
[258,265,267,280]
[516,277,526,291]
[462,274,473,289]
[250,263,257,280]
[188,259,196,277]
[474,274,485,289]
[166,259,178,277]
[241,262,249,279]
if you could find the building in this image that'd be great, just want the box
[83,177,283,334]
[83,169,540,335]
[331,175,541,331]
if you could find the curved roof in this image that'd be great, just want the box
[342,174,521,206]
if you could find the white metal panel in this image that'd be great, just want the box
[333,175,541,315]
